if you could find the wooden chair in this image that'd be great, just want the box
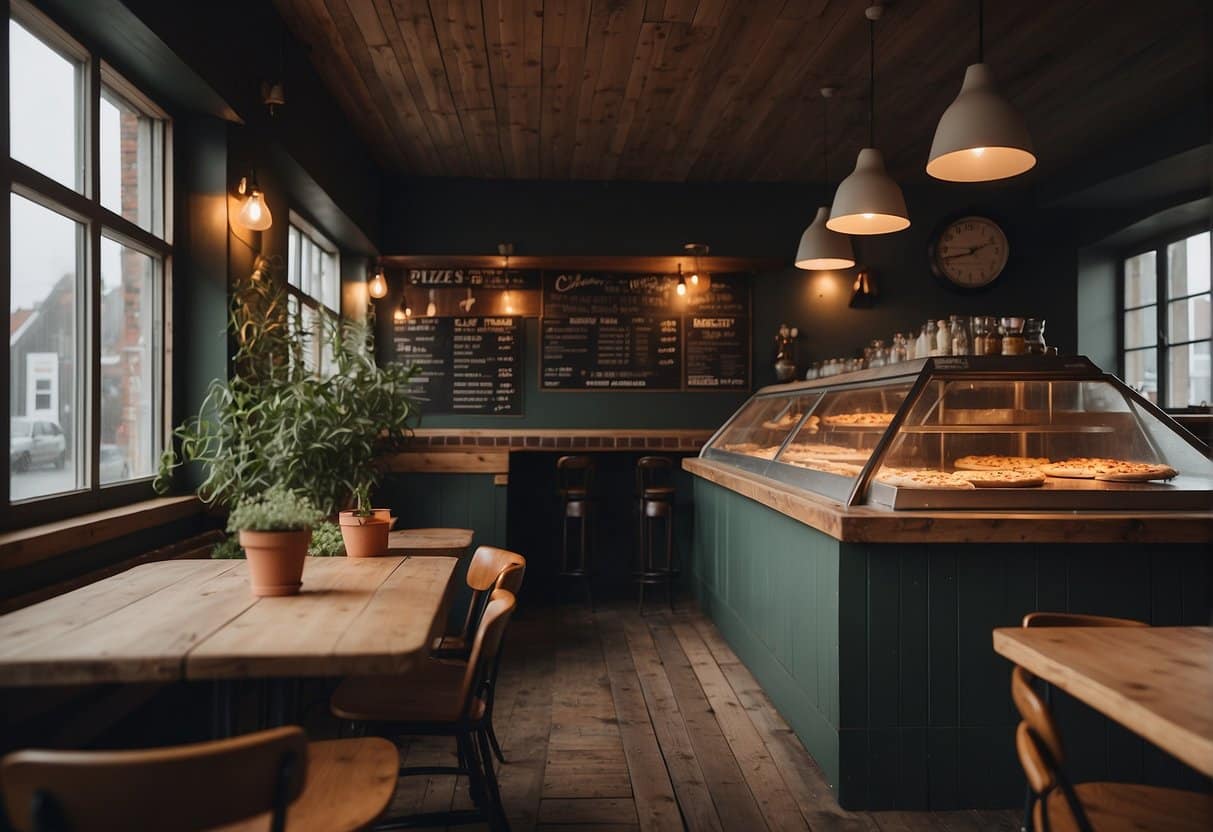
[331,589,518,832]
[1012,667,1212,832]
[434,546,527,657]
[1017,612,1147,831]
[0,726,398,832]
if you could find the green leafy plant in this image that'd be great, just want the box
[211,534,245,560]
[155,256,420,514]
[226,485,323,533]
[308,521,346,556]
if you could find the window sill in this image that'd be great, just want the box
[0,495,204,572]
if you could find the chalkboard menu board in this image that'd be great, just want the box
[541,273,682,390]
[684,273,750,389]
[406,268,539,290]
[541,272,750,391]
[392,316,522,415]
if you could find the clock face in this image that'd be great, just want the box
[931,216,1009,290]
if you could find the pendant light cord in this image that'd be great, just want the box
[822,95,830,182]
[868,16,876,148]
[977,0,984,63]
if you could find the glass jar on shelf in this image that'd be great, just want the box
[934,320,950,356]
[1024,318,1047,355]
[867,339,887,368]
[971,316,998,355]
[916,322,933,359]
[891,332,908,363]
[949,315,970,356]
[1000,316,1026,355]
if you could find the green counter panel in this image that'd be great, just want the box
[690,476,1212,810]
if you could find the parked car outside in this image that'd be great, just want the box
[10,417,67,472]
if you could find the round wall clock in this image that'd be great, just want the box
[929,215,1009,291]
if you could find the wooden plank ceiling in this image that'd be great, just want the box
[274,0,1206,183]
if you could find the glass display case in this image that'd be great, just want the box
[702,356,1213,510]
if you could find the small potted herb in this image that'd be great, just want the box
[338,481,392,558]
[227,485,324,596]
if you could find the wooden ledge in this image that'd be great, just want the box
[0,496,205,572]
[683,458,1213,545]
[381,254,783,273]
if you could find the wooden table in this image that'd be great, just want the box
[993,626,1213,777]
[388,528,473,558]
[0,556,458,686]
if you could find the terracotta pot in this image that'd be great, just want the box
[238,528,311,596]
[339,511,391,557]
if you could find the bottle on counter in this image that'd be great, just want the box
[892,332,908,363]
[935,320,950,356]
[916,323,933,359]
[949,315,970,356]
[1000,317,1026,355]
[1024,318,1047,355]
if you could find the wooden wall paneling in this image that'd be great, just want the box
[540,0,590,178]
[375,0,476,176]
[481,0,543,179]
[571,0,646,179]
[321,0,443,171]
[658,0,782,182]
[278,0,414,169]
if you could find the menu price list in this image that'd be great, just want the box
[542,316,681,390]
[392,316,522,415]
[684,273,749,388]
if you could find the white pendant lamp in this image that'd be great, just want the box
[827,4,909,235]
[927,0,1035,182]
[796,87,855,270]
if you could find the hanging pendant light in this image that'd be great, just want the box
[796,87,856,270]
[675,264,688,297]
[827,4,909,235]
[927,0,1035,181]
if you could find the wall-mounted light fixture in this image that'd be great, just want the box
[683,243,709,286]
[394,291,412,323]
[367,264,388,299]
[676,263,688,297]
[426,289,437,318]
[234,172,272,231]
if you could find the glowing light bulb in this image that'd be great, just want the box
[676,278,687,297]
[236,189,272,231]
[393,307,406,323]
[426,301,437,317]
[690,272,699,286]
[503,290,514,315]
[405,305,412,318]
[367,271,387,299]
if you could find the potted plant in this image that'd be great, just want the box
[226,485,324,596]
[338,481,392,557]
[155,258,420,537]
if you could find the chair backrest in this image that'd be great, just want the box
[459,589,517,719]
[636,455,672,493]
[557,455,594,493]
[1022,612,1148,628]
[465,546,526,593]
[1,726,307,832]
[1011,666,1065,791]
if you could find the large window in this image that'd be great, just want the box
[1121,230,1211,409]
[7,1,170,512]
[288,214,340,375]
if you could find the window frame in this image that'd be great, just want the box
[4,0,173,528]
[1118,221,1212,412]
[287,210,341,375]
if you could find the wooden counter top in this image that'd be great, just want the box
[683,457,1213,544]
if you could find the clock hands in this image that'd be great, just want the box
[941,241,998,260]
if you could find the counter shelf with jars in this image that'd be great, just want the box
[702,355,1213,511]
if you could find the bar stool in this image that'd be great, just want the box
[556,455,596,609]
[634,456,678,613]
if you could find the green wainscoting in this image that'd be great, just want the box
[377,472,508,624]
[690,476,1213,810]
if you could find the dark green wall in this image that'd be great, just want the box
[690,477,1213,810]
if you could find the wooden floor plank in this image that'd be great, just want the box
[538,797,641,825]
[497,616,557,832]
[689,614,880,832]
[596,613,684,832]
[672,618,809,831]
[646,616,771,831]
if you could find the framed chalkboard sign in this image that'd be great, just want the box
[392,315,522,415]
[539,271,750,392]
